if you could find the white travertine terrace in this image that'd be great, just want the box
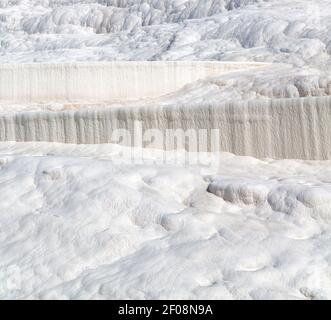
[0,61,265,103]
[0,62,330,160]
[0,96,330,160]
[3,1,331,301]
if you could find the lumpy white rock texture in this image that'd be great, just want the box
[0,0,330,71]
[0,142,331,299]
[1,0,331,300]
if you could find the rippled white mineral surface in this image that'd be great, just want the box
[1,0,331,299]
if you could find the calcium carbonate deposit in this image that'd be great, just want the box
[1,95,331,160]
[0,61,330,160]
[1,0,331,300]
[0,61,265,102]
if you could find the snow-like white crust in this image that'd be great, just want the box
[1,1,331,300]
[0,0,330,72]
[1,141,331,299]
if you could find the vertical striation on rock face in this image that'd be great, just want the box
[0,61,265,103]
[0,95,330,160]
[0,61,330,160]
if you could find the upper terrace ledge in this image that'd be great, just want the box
[0,61,268,105]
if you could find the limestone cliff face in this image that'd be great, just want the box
[0,62,329,160]
[0,95,330,160]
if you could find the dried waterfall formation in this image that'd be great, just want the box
[0,61,330,160]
